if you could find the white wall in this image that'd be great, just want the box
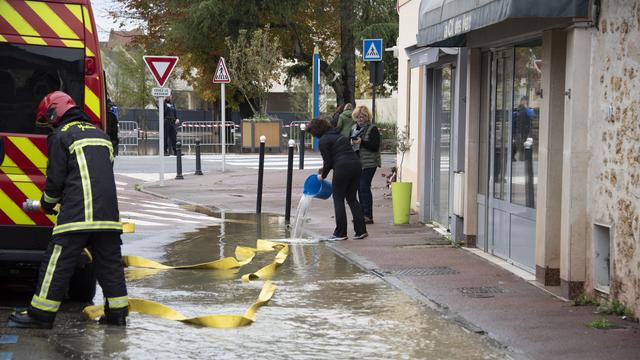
[397,0,423,210]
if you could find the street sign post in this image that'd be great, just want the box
[213,57,231,172]
[144,55,179,185]
[363,39,383,123]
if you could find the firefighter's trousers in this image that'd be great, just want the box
[29,232,128,321]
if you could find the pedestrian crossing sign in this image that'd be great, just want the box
[363,39,383,61]
[213,57,231,83]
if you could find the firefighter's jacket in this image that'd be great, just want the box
[42,108,121,235]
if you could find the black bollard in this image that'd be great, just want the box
[256,136,266,214]
[175,142,184,180]
[524,138,535,208]
[195,138,203,175]
[299,123,306,170]
[285,139,295,222]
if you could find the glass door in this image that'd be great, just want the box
[489,49,514,260]
[486,44,541,272]
[431,65,455,229]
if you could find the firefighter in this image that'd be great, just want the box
[8,91,128,329]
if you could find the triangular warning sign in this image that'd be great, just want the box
[212,57,231,84]
[366,43,380,59]
[143,55,179,87]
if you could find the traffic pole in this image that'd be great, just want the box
[285,139,295,223]
[256,136,266,214]
[158,96,165,186]
[221,83,226,173]
[175,142,184,180]
[195,138,203,175]
[299,123,306,170]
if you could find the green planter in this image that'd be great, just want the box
[391,182,412,224]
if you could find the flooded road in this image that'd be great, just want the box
[4,212,506,359]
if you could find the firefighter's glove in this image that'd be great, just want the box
[40,196,58,215]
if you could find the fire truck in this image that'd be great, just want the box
[0,0,106,300]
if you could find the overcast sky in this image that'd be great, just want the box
[92,0,132,41]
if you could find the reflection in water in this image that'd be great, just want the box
[47,212,505,359]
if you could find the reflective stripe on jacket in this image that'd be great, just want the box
[43,108,121,235]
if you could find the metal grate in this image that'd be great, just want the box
[458,286,505,298]
[375,266,460,276]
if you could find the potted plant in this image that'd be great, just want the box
[391,127,413,224]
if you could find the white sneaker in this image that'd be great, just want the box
[327,235,348,241]
[352,233,368,240]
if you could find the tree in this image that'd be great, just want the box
[103,45,153,110]
[114,0,398,106]
[225,27,282,118]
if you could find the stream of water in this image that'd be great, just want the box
[290,194,314,241]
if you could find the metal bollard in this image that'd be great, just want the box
[175,142,184,180]
[195,138,203,175]
[285,139,295,222]
[299,123,306,170]
[256,135,266,214]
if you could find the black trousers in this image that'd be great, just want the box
[29,232,128,321]
[164,120,177,154]
[358,167,377,219]
[332,162,367,237]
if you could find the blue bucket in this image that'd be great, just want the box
[303,174,333,200]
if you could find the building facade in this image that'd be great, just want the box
[397,0,640,315]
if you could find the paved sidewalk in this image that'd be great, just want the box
[142,165,640,360]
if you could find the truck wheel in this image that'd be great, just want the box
[68,263,96,302]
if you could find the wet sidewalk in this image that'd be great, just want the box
[143,165,640,360]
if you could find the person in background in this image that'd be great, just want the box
[331,103,346,128]
[106,99,119,156]
[336,103,354,137]
[163,97,179,155]
[350,105,381,225]
[307,118,368,241]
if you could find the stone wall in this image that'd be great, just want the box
[588,0,640,315]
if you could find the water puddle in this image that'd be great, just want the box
[40,212,506,359]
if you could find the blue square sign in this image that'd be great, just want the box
[363,39,383,61]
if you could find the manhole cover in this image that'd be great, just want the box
[458,286,505,298]
[376,266,460,276]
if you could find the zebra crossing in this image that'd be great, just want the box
[115,177,222,230]
[203,154,324,170]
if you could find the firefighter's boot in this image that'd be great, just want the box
[98,306,128,326]
[8,310,54,329]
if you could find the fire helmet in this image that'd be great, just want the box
[36,91,77,127]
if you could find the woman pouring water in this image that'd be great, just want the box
[307,118,368,241]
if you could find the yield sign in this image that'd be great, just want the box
[212,57,231,84]
[143,55,179,87]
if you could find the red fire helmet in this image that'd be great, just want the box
[36,91,77,127]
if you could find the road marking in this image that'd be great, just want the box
[141,200,179,208]
[115,181,128,186]
[120,211,200,224]
[136,203,182,211]
[0,352,13,360]
[118,218,164,227]
[143,209,220,221]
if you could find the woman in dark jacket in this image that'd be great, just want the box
[307,118,367,241]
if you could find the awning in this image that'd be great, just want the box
[417,0,589,47]
[406,46,458,68]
